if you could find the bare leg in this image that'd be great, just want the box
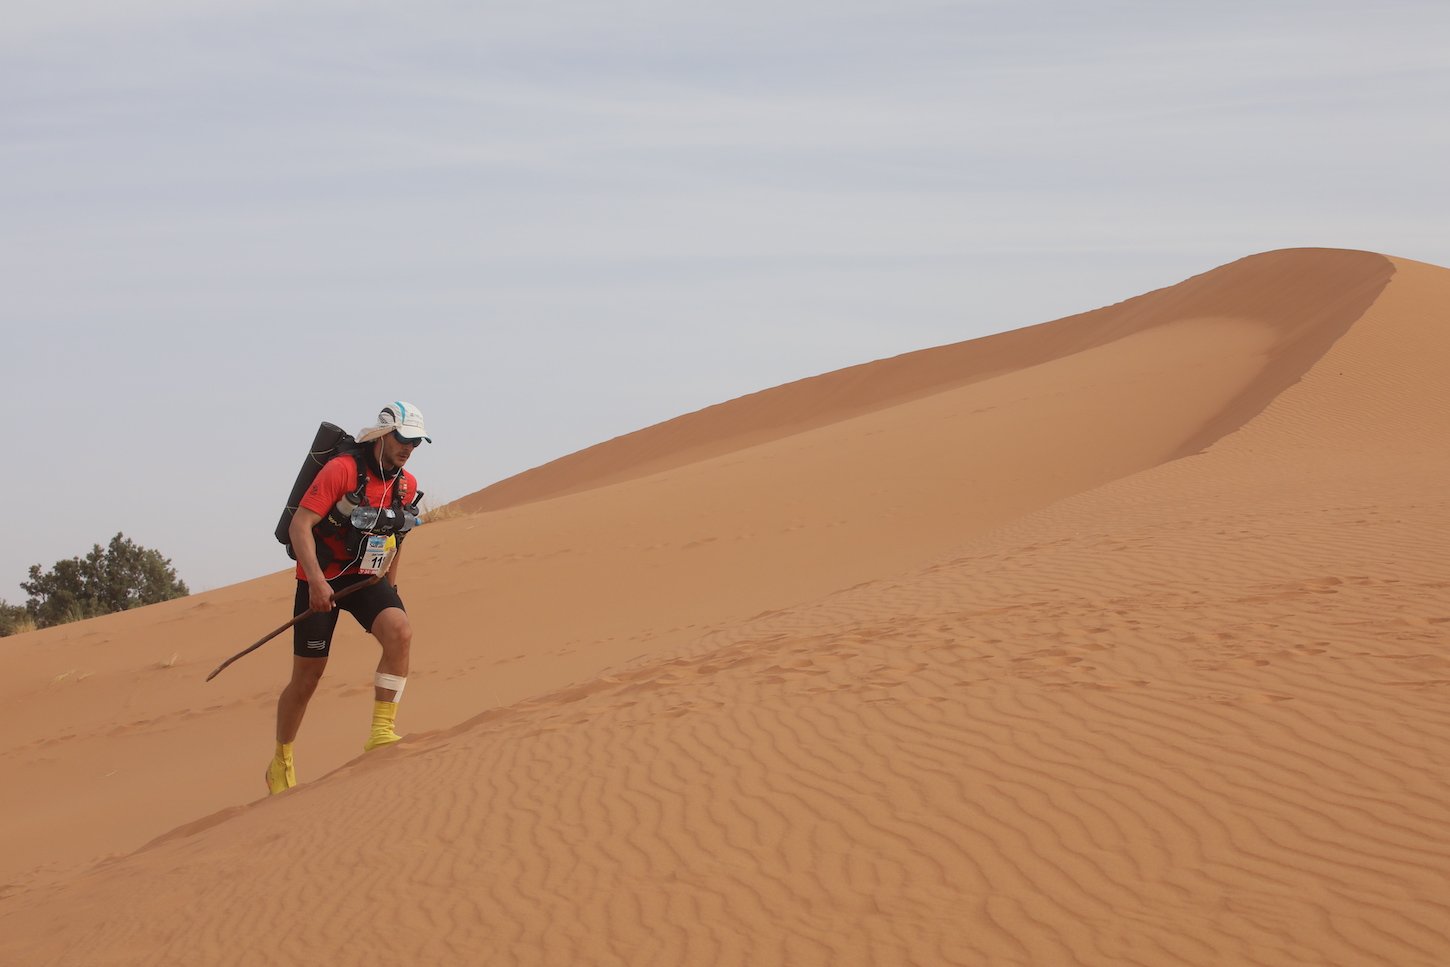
[363,608,411,751]
[276,656,329,743]
[370,607,412,701]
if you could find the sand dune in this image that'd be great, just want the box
[457,248,1391,512]
[4,248,1449,965]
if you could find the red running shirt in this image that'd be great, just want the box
[296,454,419,580]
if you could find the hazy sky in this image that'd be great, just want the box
[5,0,1448,599]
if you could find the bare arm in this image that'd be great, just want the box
[289,508,335,612]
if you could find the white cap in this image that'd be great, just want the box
[357,400,431,444]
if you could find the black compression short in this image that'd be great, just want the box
[292,574,405,658]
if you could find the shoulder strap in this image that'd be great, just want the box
[395,470,410,510]
[350,448,406,511]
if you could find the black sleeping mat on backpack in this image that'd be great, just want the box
[275,421,358,551]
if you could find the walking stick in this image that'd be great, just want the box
[205,576,383,682]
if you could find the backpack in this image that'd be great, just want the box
[276,422,422,564]
[274,422,362,559]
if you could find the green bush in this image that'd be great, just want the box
[13,533,189,631]
[0,600,35,637]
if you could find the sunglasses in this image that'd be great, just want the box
[391,430,424,448]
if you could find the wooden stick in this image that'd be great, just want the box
[205,576,383,682]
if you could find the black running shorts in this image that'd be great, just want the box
[292,574,405,658]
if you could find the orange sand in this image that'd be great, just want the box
[3,248,1448,965]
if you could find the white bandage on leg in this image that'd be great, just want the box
[375,672,407,702]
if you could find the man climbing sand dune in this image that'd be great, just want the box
[269,401,431,793]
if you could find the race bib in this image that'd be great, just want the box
[360,534,396,575]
